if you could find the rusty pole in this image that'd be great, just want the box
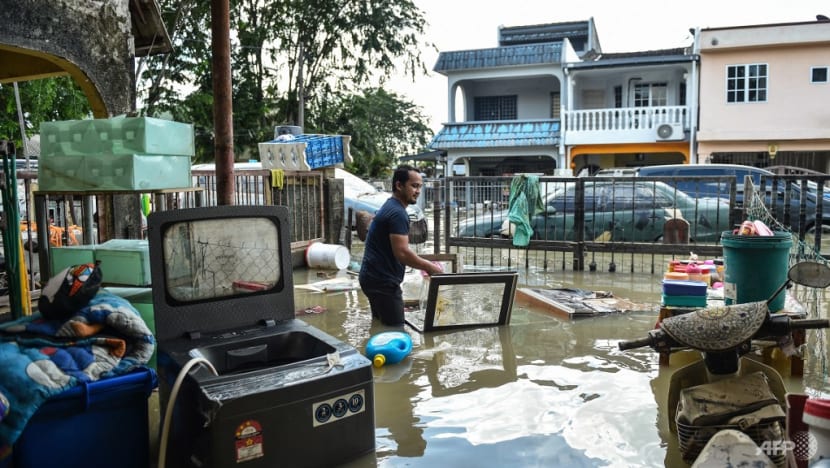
[211,0,234,205]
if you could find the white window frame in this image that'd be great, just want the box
[811,66,829,84]
[633,83,668,107]
[726,63,768,103]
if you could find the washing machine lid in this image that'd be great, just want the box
[148,205,296,342]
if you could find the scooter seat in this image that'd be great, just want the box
[661,301,768,352]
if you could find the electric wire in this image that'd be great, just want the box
[157,357,219,468]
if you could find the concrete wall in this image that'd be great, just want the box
[1,0,135,116]
[697,23,830,149]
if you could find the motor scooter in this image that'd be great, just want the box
[619,261,830,467]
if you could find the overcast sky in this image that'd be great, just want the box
[388,0,830,133]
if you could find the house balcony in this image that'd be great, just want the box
[563,105,690,145]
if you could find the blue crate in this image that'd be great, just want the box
[11,367,157,468]
[265,134,347,169]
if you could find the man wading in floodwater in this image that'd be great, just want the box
[359,165,443,326]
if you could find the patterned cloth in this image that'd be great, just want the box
[0,290,155,454]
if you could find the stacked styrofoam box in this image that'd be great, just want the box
[94,239,151,286]
[50,245,97,277]
[39,117,194,191]
[258,134,352,171]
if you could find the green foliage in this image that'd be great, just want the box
[0,78,91,154]
[307,88,433,178]
[138,0,434,168]
[0,0,437,172]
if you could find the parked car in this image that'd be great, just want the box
[456,180,731,243]
[597,164,830,251]
[337,168,424,225]
[761,179,830,252]
[595,164,770,204]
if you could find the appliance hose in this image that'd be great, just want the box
[158,357,218,468]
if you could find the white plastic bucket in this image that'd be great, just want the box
[305,243,350,270]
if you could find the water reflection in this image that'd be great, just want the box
[291,268,829,468]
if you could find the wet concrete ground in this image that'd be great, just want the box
[146,260,830,468]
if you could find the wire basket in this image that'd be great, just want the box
[676,416,787,467]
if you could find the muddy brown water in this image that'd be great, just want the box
[144,249,829,467]
[288,259,830,468]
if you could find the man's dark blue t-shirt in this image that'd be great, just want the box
[359,197,410,288]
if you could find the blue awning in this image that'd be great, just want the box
[429,121,560,150]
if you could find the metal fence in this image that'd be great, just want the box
[415,173,830,274]
[190,168,325,245]
[20,166,830,279]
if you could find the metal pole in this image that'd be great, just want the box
[211,0,235,205]
[13,82,30,168]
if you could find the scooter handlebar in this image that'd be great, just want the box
[789,318,830,330]
[618,336,654,351]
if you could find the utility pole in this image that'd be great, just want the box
[298,42,304,129]
[212,0,234,205]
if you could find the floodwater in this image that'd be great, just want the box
[291,260,830,468]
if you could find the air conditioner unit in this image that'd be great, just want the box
[655,123,684,141]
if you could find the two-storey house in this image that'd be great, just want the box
[562,48,696,174]
[428,19,696,177]
[695,20,830,172]
[429,20,601,176]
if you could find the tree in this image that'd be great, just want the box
[137,0,433,165]
[308,88,432,178]
[0,78,91,153]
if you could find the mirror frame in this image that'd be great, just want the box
[405,271,518,333]
[788,261,830,289]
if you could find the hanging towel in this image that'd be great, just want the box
[507,174,544,247]
[271,169,285,189]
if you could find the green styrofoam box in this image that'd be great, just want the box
[38,156,94,191]
[82,154,192,191]
[49,245,98,278]
[39,154,191,192]
[94,239,151,286]
[41,117,195,157]
[105,287,155,368]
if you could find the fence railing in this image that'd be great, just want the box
[190,168,325,246]
[17,166,830,279]
[420,173,830,273]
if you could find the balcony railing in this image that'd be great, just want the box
[563,105,689,144]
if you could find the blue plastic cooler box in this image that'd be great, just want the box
[662,280,708,297]
[9,367,157,468]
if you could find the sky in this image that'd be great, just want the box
[389,0,830,133]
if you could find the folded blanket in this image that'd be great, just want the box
[0,290,155,454]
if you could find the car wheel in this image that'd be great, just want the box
[805,222,830,254]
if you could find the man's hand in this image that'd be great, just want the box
[424,260,444,277]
